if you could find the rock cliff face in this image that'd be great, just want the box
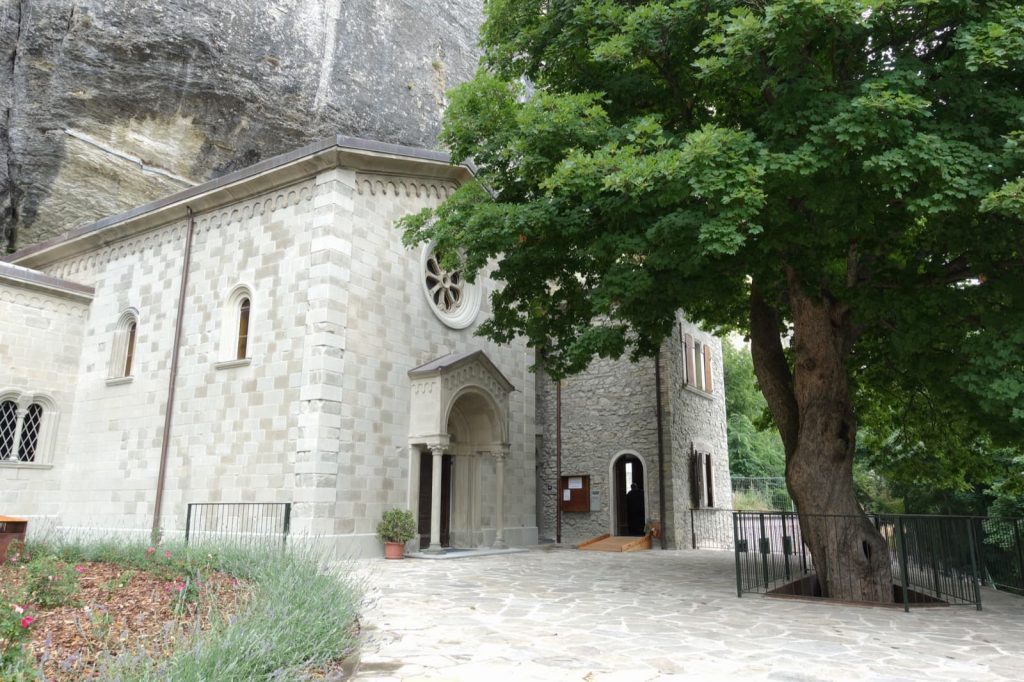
[0,0,482,251]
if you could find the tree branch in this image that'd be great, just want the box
[749,280,800,457]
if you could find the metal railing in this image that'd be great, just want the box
[730,476,794,511]
[184,502,291,547]
[733,511,984,611]
[970,517,1024,595]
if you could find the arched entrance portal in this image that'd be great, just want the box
[612,453,646,536]
[407,351,514,553]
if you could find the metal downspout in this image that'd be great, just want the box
[152,207,196,538]
[655,351,667,549]
[556,378,562,544]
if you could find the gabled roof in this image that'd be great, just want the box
[6,135,476,269]
[409,349,516,393]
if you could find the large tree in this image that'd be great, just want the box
[401,1,1024,601]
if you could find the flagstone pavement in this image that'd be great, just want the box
[351,546,1024,681]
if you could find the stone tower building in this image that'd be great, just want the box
[535,320,730,550]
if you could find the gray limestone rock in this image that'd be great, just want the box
[0,0,482,251]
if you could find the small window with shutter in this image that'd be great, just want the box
[690,450,716,508]
[703,344,713,394]
[682,329,714,395]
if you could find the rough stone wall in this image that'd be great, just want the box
[1,0,483,251]
[536,353,664,545]
[665,315,733,549]
[535,315,732,548]
[0,273,89,516]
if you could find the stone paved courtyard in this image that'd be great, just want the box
[353,547,1024,681]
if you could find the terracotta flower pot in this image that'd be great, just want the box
[383,541,406,560]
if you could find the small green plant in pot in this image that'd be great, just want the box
[377,508,417,559]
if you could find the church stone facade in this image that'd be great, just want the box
[535,317,731,550]
[0,137,729,557]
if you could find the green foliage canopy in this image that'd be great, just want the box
[401,1,1024,460]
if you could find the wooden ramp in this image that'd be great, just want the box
[577,534,651,553]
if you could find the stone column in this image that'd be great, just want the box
[427,445,445,553]
[492,448,508,549]
[471,454,483,547]
[9,405,26,461]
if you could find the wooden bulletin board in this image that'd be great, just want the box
[560,475,590,512]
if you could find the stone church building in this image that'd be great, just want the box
[0,136,730,557]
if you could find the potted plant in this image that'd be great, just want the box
[377,508,417,559]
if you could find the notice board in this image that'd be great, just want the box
[560,475,591,512]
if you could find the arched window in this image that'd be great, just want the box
[218,286,254,367]
[17,403,43,462]
[124,320,138,376]
[0,397,53,464]
[109,310,140,381]
[236,297,251,360]
[0,400,17,460]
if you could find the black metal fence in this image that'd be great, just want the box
[734,511,984,611]
[184,502,291,547]
[970,517,1024,596]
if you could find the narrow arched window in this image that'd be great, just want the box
[236,297,251,360]
[0,400,17,461]
[17,403,42,462]
[109,310,140,381]
[217,286,254,367]
[124,320,138,376]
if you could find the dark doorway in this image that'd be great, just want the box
[613,454,645,536]
[417,451,453,549]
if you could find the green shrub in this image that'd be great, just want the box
[25,555,80,608]
[377,508,417,543]
[732,489,773,511]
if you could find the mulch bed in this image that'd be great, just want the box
[1,560,248,680]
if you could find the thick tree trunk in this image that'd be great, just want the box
[750,274,892,602]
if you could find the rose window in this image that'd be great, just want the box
[425,251,465,314]
[420,242,482,329]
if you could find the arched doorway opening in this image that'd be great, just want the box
[612,453,646,536]
[416,389,504,550]
[407,350,515,554]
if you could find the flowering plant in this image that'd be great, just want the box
[0,602,34,672]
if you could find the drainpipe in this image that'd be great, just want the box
[655,351,667,549]
[152,207,196,539]
[555,378,562,544]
